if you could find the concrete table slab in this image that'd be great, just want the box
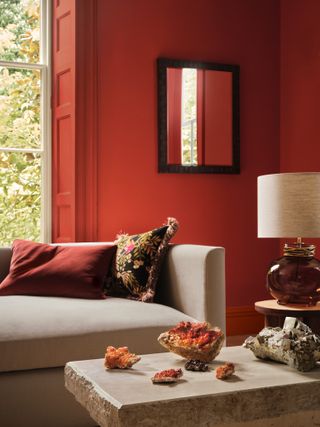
[65,346,320,427]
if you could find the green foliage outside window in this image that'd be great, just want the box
[181,68,197,166]
[0,0,41,246]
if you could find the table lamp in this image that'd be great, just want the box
[258,172,320,306]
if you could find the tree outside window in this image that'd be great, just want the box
[0,0,48,245]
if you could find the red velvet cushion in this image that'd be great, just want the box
[0,240,116,299]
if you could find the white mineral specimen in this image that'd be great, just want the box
[243,317,320,372]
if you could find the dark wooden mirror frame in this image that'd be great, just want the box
[157,58,240,174]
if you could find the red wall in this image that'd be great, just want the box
[280,0,320,252]
[280,0,320,172]
[95,0,280,307]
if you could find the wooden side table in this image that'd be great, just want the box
[255,299,320,334]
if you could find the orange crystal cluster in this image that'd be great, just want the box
[215,362,235,380]
[158,321,225,362]
[104,346,141,369]
[152,368,183,383]
[169,322,221,348]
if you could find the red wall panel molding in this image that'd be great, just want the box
[75,0,99,242]
[52,0,98,242]
[52,0,76,242]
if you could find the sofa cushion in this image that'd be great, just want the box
[0,240,116,299]
[0,295,195,372]
[105,218,179,302]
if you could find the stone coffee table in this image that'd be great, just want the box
[65,346,320,427]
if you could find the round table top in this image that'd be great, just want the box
[255,299,320,315]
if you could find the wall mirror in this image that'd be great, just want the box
[157,58,240,174]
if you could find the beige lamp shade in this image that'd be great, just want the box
[258,172,320,238]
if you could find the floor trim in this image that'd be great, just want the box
[226,305,264,336]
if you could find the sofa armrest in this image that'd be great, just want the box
[157,245,226,333]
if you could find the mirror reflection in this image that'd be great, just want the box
[158,58,240,174]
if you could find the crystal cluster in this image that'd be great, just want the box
[158,321,225,362]
[104,346,141,369]
[151,368,183,383]
[215,362,235,379]
[244,317,320,372]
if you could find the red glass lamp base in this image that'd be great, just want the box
[267,254,320,306]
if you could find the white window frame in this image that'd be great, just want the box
[0,0,51,243]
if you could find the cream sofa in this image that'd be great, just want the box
[0,244,225,427]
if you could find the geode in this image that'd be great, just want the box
[104,346,141,369]
[158,321,225,362]
[243,317,320,372]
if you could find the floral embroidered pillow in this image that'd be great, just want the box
[105,218,179,302]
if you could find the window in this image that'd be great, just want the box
[0,0,50,245]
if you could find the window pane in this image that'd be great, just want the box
[0,0,40,63]
[181,68,197,166]
[0,67,40,149]
[0,151,41,245]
